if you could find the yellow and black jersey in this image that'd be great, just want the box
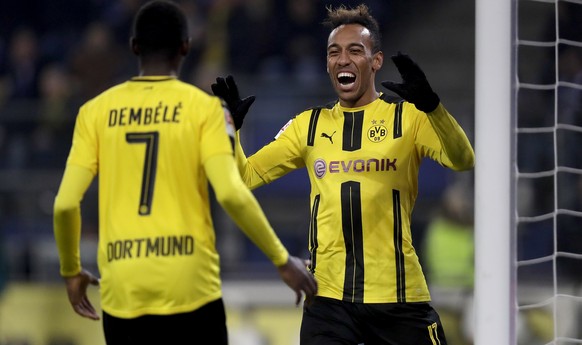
[67,76,234,318]
[237,93,474,303]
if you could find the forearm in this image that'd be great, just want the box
[234,131,268,189]
[54,203,82,277]
[205,154,289,266]
[53,165,94,277]
[220,190,289,266]
[427,103,475,171]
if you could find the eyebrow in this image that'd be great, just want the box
[327,42,366,51]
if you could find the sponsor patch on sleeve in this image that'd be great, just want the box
[274,118,293,140]
[222,102,235,140]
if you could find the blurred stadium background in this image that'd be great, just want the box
[0,0,580,344]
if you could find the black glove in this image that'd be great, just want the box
[211,75,255,130]
[381,52,440,113]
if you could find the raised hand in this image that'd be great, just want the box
[381,52,440,113]
[211,75,256,130]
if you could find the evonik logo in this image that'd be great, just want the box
[313,157,397,179]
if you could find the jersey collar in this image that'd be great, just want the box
[130,76,177,82]
[337,94,383,112]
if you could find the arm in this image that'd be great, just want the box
[53,164,100,320]
[212,75,306,188]
[212,76,269,189]
[205,153,288,265]
[204,154,317,304]
[382,52,474,170]
[233,131,269,190]
[425,103,475,171]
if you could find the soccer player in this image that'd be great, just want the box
[52,1,317,344]
[212,3,475,345]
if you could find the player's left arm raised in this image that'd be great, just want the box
[382,52,475,170]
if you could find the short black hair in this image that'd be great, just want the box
[323,4,382,53]
[132,0,189,57]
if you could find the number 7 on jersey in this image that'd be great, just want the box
[126,131,159,215]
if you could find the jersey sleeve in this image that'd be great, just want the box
[243,117,306,186]
[204,154,289,266]
[199,97,235,165]
[233,132,267,190]
[53,164,95,277]
[67,103,99,174]
[414,103,475,171]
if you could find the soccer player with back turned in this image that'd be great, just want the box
[52,1,317,344]
[212,3,475,345]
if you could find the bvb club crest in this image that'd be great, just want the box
[367,120,387,143]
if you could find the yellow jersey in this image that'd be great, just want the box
[67,76,233,317]
[237,94,474,303]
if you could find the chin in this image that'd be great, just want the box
[338,91,360,104]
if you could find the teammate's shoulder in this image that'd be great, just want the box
[80,82,126,108]
[172,79,206,93]
[173,80,221,104]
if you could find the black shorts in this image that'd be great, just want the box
[300,297,447,345]
[102,298,228,345]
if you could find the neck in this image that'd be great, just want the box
[339,89,380,108]
[138,56,181,77]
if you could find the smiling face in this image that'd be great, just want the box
[327,23,383,108]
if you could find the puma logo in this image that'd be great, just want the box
[321,131,336,144]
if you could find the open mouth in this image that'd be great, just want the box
[337,72,356,86]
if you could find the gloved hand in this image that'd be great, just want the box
[211,75,255,130]
[381,52,440,113]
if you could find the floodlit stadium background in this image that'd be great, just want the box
[0,1,580,345]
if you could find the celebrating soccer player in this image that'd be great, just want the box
[212,3,475,345]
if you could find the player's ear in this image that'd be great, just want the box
[179,38,191,56]
[130,37,140,56]
[372,50,383,72]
